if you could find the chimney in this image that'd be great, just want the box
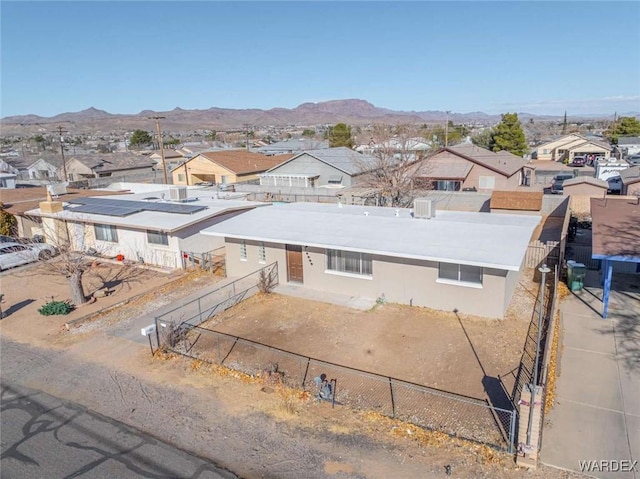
[39,190,63,214]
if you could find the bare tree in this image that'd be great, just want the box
[28,215,143,306]
[354,124,435,207]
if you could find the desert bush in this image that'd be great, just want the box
[257,269,277,294]
[38,300,75,316]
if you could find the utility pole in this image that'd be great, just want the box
[149,116,168,184]
[444,111,451,147]
[55,126,68,181]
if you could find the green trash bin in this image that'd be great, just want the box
[567,260,576,287]
[571,263,586,291]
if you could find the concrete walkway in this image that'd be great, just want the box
[541,271,640,479]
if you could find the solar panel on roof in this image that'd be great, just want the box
[67,197,206,215]
[72,204,142,217]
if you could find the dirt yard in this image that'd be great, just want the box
[198,270,541,402]
[0,260,192,346]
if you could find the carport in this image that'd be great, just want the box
[590,197,640,318]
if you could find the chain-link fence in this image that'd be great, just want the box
[154,262,278,333]
[159,324,517,452]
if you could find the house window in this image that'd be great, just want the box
[328,175,343,185]
[478,176,496,189]
[147,230,168,246]
[94,224,118,242]
[438,262,483,285]
[240,240,247,260]
[543,149,549,155]
[177,174,185,182]
[434,180,461,191]
[258,242,266,263]
[326,249,372,276]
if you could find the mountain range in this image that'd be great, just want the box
[0,99,621,136]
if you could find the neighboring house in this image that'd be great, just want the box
[410,144,532,192]
[27,158,60,180]
[201,201,540,319]
[25,186,265,269]
[0,157,30,179]
[619,166,640,196]
[562,177,609,196]
[355,137,432,154]
[0,159,19,175]
[260,147,378,188]
[562,177,609,218]
[532,134,611,162]
[63,153,156,181]
[254,139,329,156]
[489,191,543,215]
[149,149,186,170]
[617,137,640,157]
[0,186,128,238]
[171,151,290,186]
[0,173,17,189]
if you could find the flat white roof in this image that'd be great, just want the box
[26,188,265,233]
[201,202,541,271]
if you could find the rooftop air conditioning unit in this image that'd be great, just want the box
[413,199,435,219]
[169,186,188,202]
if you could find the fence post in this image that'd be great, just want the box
[302,358,311,388]
[154,316,160,351]
[389,377,396,418]
[509,409,517,454]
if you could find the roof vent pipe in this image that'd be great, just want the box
[395,209,400,217]
[364,211,369,216]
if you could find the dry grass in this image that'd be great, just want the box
[362,411,506,466]
[544,311,561,415]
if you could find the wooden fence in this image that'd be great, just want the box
[524,241,560,268]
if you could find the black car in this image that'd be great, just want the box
[569,156,586,167]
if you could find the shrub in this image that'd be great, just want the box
[257,269,277,294]
[38,300,75,316]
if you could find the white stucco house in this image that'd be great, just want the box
[25,186,266,269]
[201,201,540,319]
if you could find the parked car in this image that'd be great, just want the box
[0,235,38,244]
[569,156,586,167]
[607,176,622,193]
[550,174,574,194]
[627,155,640,166]
[0,242,57,271]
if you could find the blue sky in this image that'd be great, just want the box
[2,1,639,118]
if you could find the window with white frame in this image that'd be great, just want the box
[240,240,247,260]
[438,262,483,285]
[177,174,185,182]
[326,249,372,276]
[478,176,496,189]
[258,242,266,263]
[94,224,118,242]
[147,230,168,246]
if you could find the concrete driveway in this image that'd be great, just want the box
[541,271,640,479]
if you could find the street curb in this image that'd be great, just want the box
[64,273,192,331]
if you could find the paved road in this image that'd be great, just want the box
[1,381,238,479]
[541,271,640,479]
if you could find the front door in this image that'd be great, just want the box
[286,244,303,283]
